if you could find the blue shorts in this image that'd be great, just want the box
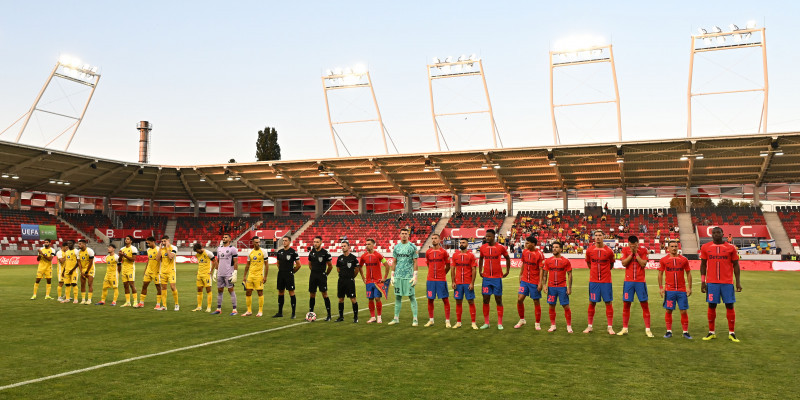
[518,281,542,300]
[706,283,736,304]
[663,291,689,310]
[426,281,449,299]
[481,277,503,296]
[546,287,569,305]
[365,282,382,299]
[589,282,613,303]
[454,284,475,300]
[622,281,648,302]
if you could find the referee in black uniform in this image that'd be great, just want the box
[273,236,301,319]
[308,236,333,321]
[335,241,361,323]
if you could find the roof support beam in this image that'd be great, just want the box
[428,157,456,194]
[482,152,510,193]
[151,167,162,197]
[369,160,406,196]
[319,163,359,197]
[273,167,314,197]
[4,154,48,175]
[23,160,96,192]
[225,168,275,201]
[68,165,128,195]
[196,170,235,200]
[687,141,697,188]
[176,170,198,204]
[755,147,774,187]
[109,168,142,197]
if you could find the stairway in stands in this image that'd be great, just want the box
[763,212,793,254]
[421,216,449,252]
[677,212,698,255]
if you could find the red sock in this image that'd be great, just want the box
[483,303,490,324]
[469,303,476,323]
[368,299,375,317]
[726,308,735,332]
[641,301,651,329]
[708,307,716,332]
[443,298,451,321]
[622,301,631,328]
[665,311,673,331]
[587,303,596,325]
[517,302,525,319]
[456,303,463,323]
[428,299,435,319]
[376,300,382,315]
[534,303,542,324]
[497,305,504,325]
[549,307,556,325]
[564,307,572,326]
[605,303,614,326]
[680,312,689,332]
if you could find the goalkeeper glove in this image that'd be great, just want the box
[410,271,418,286]
[212,269,217,282]
[231,270,238,284]
[390,271,395,286]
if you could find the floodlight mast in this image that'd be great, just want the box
[549,44,622,145]
[687,23,768,137]
[321,67,389,156]
[16,57,101,151]
[427,55,501,151]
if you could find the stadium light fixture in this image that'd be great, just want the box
[11,175,19,179]
[63,181,70,185]
[774,149,784,156]
[49,179,56,184]
[1,173,8,178]
[549,160,557,167]
[481,164,489,169]
[372,168,381,174]
[199,177,205,182]
[680,155,689,161]
[694,154,704,160]
[616,157,624,164]
[493,164,501,169]
[275,173,283,179]
[760,150,769,157]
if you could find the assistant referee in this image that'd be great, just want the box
[335,241,360,323]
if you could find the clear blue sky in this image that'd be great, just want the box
[1,0,797,164]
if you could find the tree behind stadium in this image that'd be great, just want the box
[256,127,281,161]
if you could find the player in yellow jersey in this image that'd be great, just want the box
[60,241,79,303]
[31,239,56,300]
[192,242,216,312]
[96,244,120,305]
[157,235,179,311]
[138,236,162,309]
[76,239,96,304]
[242,237,269,317]
[56,243,68,301]
[118,235,140,307]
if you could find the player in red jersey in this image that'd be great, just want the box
[618,235,653,337]
[478,229,511,330]
[450,238,478,329]
[541,241,573,333]
[583,230,616,335]
[700,227,742,342]
[424,234,451,327]
[515,236,545,330]
[658,240,693,339]
[358,238,391,324]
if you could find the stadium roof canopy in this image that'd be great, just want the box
[1,132,799,201]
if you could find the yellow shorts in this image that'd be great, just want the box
[80,265,95,278]
[196,275,211,288]
[63,270,77,285]
[143,268,160,284]
[245,275,264,291]
[121,266,136,283]
[36,265,52,279]
[159,272,176,285]
[103,274,118,289]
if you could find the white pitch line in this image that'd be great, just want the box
[1,275,523,391]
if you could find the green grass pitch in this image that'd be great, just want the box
[2,264,799,399]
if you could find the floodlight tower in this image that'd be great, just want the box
[549,43,622,145]
[321,65,390,157]
[15,55,101,151]
[427,54,501,151]
[687,21,767,137]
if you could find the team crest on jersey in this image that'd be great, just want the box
[286,255,291,260]
[318,257,323,262]
[347,262,352,268]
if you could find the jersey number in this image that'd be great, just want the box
[666,300,674,308]
[548,295,555,302]
[590,293,597,301]
[482,287,489,294]
[708,293,714,301]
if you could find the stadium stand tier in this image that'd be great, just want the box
[0,209,85,250]
[776,206,800,252]
[445,211,506,230]
[59,212,113,239]
[511,208,680,254]
[173,216,260,247]
[691,207,765,227]
[296,213,441,253]
[118,215,169,239]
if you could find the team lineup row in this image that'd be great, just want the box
[29,227,743,340]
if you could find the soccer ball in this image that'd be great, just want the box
[305,312,317,322]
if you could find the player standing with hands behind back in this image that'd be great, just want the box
[700,227,742,342]
[479,229,511,330]
[335,241,360,323]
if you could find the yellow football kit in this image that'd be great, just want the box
[119,245,138,283]
[245,248,267,291]
[159,245,178,283]
[103,254,119,288]
[62,249,78,285]
[143,246,161,284]
[196,249,214,288]
[36,247,55,279]
[77,248,96,277]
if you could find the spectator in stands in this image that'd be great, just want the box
[674,226,680,234]
[727,233,733,243]
[657,210,664,218]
